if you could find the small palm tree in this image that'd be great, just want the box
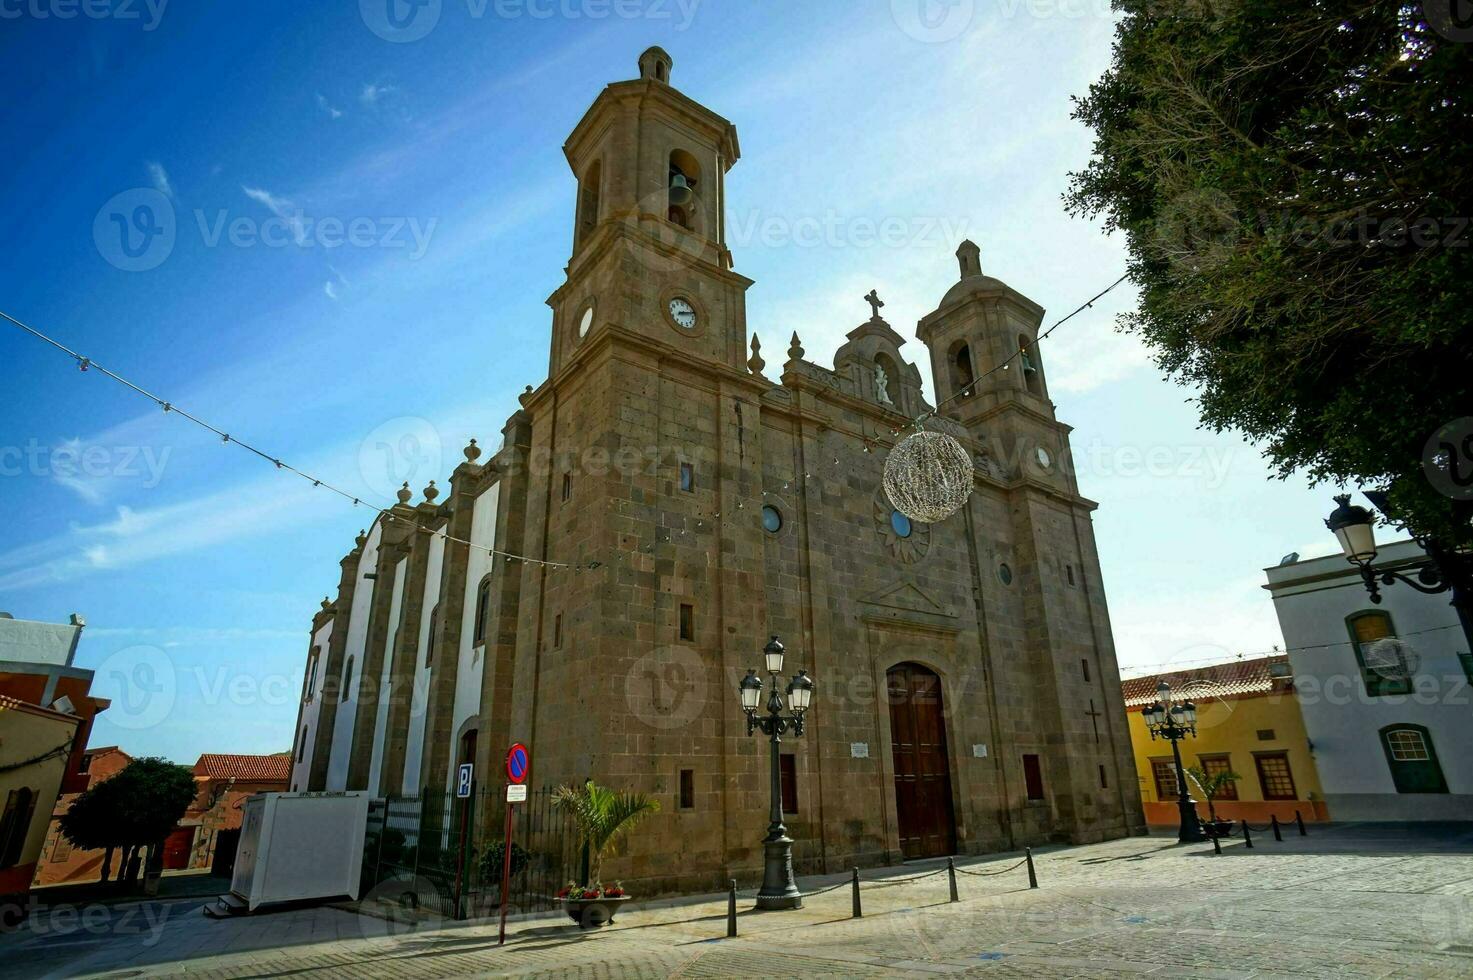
[1185,766,1242,825]
[552,780,660,890]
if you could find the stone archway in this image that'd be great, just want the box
[887,662,957,859]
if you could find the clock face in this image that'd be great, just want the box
[578,304,594,338]
[669,297,697,330]
[1035,446,1052,469]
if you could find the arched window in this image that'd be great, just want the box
[1379,724,1448,793]
[668,149,701,231]
[341,655,355,701]
[304,646,320,701]
[426,603,441,667]
[1019,334,1043,396]
[577,160,601,245]
[0,787,38,869]
[950,341,975,398]
[473,577,492,646]
[1346,610,1409,696]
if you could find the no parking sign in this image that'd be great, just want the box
[506,742,529,785]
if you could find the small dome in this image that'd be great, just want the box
[940,274,1008,309]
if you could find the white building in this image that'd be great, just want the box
[1264,540,1472,821]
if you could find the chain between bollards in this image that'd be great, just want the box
[947,857,958,902]
[1025,847,1038,889]
[727,879,737,937]
[851,867,861,918]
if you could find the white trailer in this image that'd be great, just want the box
[226,791,370,911]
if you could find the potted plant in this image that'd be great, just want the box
[551,780,659,928]
[1186,765,1242,838]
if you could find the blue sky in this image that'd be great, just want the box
[0,0,1345,763]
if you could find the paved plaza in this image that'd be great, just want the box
[8,825,1473,979]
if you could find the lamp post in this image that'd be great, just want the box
[738,636,814,911]
[1142,680,1205,843]
[1325,493,1473,652]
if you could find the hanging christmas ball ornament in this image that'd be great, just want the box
[883,429,974,523]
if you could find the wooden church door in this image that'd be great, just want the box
[887,663,957,859]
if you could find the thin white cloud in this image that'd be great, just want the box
[360,82,395,106]
[316,92,342,119]
[324,281,338,300]
[241,185,306,244]
[147,161,172,198]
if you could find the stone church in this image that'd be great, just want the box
[290,48,1146,894]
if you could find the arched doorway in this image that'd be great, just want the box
[887,663,957,859]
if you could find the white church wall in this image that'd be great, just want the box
[366,557,407,796]
[401,530,445,795]
[290,618,333,791]
[327,522,381,791]
[446,482,499,792]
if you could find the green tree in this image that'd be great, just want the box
[1067,2,1472,544]
[551,780,658,889]
[1185,765,1242,825]
[57,778,128,882]
[58,757,197,887]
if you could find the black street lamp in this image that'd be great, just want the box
[1325,493,1473,652]
[738,636,814,911]
[1141,680,1205,843]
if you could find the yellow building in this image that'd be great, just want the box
[1122,655,1328,827]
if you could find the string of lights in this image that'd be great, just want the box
[1117,622,1466,678]
[0,308,594,571]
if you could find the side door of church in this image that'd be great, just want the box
[887,663,957,860]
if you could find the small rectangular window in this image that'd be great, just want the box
[1080,659,1091,683]
[474,580,490,645]
[1066,564,1076,586]
[679,603,694,642]
[1200,755,1238,800]
[561,473,572,502]
[679,769,694,809]
[1151,758,1178,801]
[1254,752,1297,800]
[1022,754,1045,801]
[553,613,563,648]
[1098,764,1108,789]
[678,461,694,493]
[1256,729,1276,741]
[780,753,798,813]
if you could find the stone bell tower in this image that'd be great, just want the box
[546,46,752,376]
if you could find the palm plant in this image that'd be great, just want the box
[1185,766,1241,825]
[551,780,659,890]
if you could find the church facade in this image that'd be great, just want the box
[290,48,1146,894]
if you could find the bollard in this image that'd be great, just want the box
[1296,810,1307,836]
[727,879,737,938]
[947,857,958,903]
[851,867,862,918]
[1025,847,1039,889]
[1243,821,1254,848]
[1271,815,1283,842]
[1211,831,1222,855]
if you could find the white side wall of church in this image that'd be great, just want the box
[327,522,381,790]
[367,557,407,795]
[446,482,500,792]
[401,530,445,795]
[290,618,333,791]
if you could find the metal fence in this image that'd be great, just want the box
[360,786,579,920]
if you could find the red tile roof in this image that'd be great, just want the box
[192,752,292,783]
[1121,654,1291,708]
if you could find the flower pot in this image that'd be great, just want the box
[561,895,629,928]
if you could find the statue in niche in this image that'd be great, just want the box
[874,362,894,406]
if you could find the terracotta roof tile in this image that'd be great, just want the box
[1121,655,1291,708]
[192,752,292,782]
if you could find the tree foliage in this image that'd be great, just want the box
[551,780,658,888]
[1068,1,1472,543]
[59,756,197,854]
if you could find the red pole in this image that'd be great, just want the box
[497,792,514,946]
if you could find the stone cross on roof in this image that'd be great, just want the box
[864,289,884,320]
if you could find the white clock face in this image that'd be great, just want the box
[578,304,594,338]
[1035,446,1052,469]
[669,297,697,330]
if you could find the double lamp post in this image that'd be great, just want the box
[738,636,814,910]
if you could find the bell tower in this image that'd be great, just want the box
[546,47,751,375]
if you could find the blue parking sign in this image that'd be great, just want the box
[457,762,474,798]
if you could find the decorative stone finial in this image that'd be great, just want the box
[354,529,367,549]
[747,334,766,377]
[396,481,413,504]
[464,438,482,463]
[519,384,535,408]
[787,331,805,362]
[320,596,332,611]
[956,239,982,280]
[422,480,439,504]
[638,46,673,84]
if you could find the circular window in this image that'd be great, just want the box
[577,303,594,338]
[890,510,913,538]
[998,563,1014,586]
[761,505,782,533]
[1035,446,1052,470]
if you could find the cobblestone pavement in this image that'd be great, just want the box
[9,825,1473,979]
